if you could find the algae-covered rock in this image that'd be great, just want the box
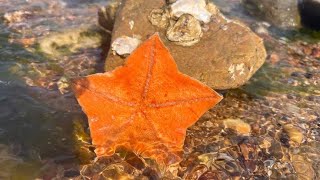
[242,0,301,29]
[38,26,103,57]
[98,0,121,32]
[104,0,266,89]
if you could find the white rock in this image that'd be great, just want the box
[170,0,212,23]
[111,36,141,56]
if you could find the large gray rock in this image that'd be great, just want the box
[243,0,301,29]
[104,0,266,90]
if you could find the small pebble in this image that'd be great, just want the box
[223,119,251,135]
[304,72,313,79]
[283,124,304,144]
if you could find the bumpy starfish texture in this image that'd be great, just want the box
[72,34,222,165]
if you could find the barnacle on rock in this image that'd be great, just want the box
[148,8,171,29]
[166,14,203,46]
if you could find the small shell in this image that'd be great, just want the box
[148,8,171,29]
[166,14,203,46]
[170,0,212,23]
[111,36,141,56]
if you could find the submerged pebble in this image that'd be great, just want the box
[283,124,304,145]
[223,119,251,135]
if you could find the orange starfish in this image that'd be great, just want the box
[72,34,222,165]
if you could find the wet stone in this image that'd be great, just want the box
[283,124,304,145]
[223,119,251,135]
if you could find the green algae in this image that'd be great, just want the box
[240,64,319,97]
[37,26,103,57]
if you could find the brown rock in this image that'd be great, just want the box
[104,0,266,89]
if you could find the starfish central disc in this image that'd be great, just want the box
[72,33,222,165]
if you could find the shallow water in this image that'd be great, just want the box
[0,0,107,178]
[0,0,319,179]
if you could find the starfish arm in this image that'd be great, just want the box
[147,96,220,108]
[73,34,159,104]
[119,112,184,165]
[143,35,223,105]
[121,34,158,100]
[73,80,138,151]
[94,112,137,157]
[73,78,138,107]
[145,98,217,148]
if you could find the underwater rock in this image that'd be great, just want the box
[38,26,103,57]
[111,36,141,56]
[170,0,212,23]
[104,0,266,89]
[223,119,251,135]
[298,0,320,30]
[242,0,301,29]
[166,14,202,46]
